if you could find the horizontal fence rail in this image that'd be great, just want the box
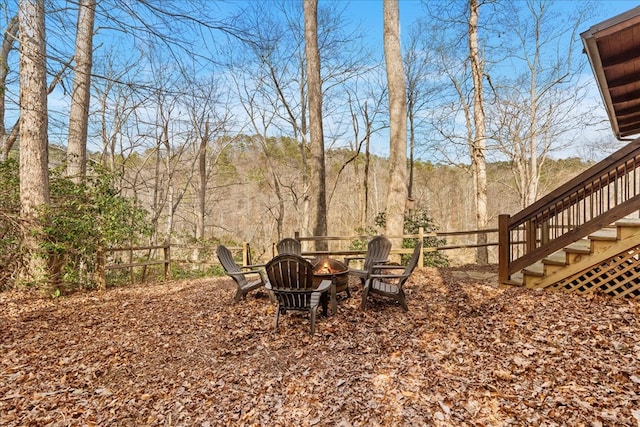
[499,138,640,284]
[96,244,170,290]
[291,228,498,267]
[97,228,498,287]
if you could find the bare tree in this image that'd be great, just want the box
[231,61,289,241]
[383,0,408,249]
[488,0,594,208]
[421,0,490,264]
[468,0,489,264]
[0,13,18,161]
[404,20,438,205]
[19,0,49,284]
[227,1,370,241]
[343,71,387,230]
[92,53,143,174]
[184,76,234,261]
[66,0,95,183]
[304,0,328,250]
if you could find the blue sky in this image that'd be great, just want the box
[38,0,640,160]
[342,0,640,35]
[336,0,640,160]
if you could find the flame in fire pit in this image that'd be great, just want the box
[320,262,330,274]
[311,257,350,293]
[312,257,348,275]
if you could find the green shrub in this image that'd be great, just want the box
[38,164,152,291]
[0,159,20,290]
[355,207,449,267]
[403,208,448,267]
[348,226,380,251]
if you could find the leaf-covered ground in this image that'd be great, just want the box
[1,266,639,426]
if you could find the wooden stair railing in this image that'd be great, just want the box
[499,138,640,285]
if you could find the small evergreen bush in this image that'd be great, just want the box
[353,207,449,267]
[40,164,152,291]
[0,159,151,291]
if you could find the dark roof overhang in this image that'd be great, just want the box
[581,6,640,139]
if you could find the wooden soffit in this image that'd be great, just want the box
[581,6,640,139]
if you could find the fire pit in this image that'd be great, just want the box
[311,257,349,313]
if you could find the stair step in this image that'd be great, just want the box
[509,216,640,290]
[616,217,640,227]
[565,239,591,254]
[543,251,567,266]
[617,218,640,240]
[523,262,544,276]
[504,271,523,286]
[589,229,617,241]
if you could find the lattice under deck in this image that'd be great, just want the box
[546,244,640,299]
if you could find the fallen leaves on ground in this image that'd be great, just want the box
[1,265,639,426]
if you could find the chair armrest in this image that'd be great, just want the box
[370,259,393,267]
[227,270,264,280]
[371,264,402,270]
[314,279,332,293]
[369,273,407,280]
[233,269,263,276]
[343,255,365,266]
[242,263,265,269]
[368,263,403,276]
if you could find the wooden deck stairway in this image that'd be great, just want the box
[512,218,640,298]
[499,138,640,299]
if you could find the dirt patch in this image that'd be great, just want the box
[1,267,639,426]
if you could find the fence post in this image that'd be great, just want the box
[96,244,106,291]
[242,242,251,266]
[498,214,510,284]
[128,246,134,283]
[294,231,301,253]
[164,244,171,280]
[418,227,425,269]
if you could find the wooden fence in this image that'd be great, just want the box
[97,227,498,287]
[96,244,170,290]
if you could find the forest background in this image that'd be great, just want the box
[1,0,638,290]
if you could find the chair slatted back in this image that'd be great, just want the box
[276,238,302,256]
[217,245,242,274]
[364,236,392,269]
[266,254,316,310]
[404,241,423,276]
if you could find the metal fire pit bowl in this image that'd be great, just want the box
[311,257,349,294]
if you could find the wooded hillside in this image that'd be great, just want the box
[110,140,592,263]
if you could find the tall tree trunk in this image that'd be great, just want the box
[304,0,328,250]
[383,0,407,251]
[19,0,49,284]
[197,121,209,245]
[66,0,95,183]
[299,57,311,243]
[363,115,371,230]
[526,44,539,208]
[468,0,489,264]
[0,14,19,161]
[408,107,415,203]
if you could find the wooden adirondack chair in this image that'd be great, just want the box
[265,254,332,335]
[345,236,392,285]
[276,238,302,256]
[361,241,423,312]
[216,245,267,303]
